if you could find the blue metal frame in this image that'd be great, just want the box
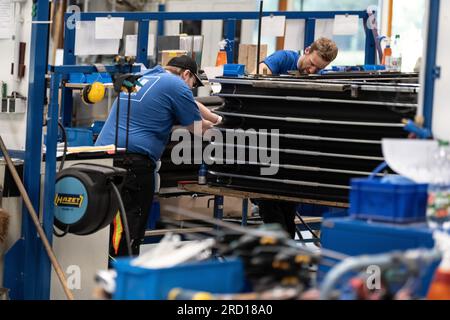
[157,3,165,36]
[304,19,316,48]
[213,195,224,230]
[241,198,248,226]
[39,74,61,299]
[5,61,138,300]
[4,0,51,300]
[224,19,237,63]
[422,0,440,130]
[61,10,374,127]
[137,20,150,65]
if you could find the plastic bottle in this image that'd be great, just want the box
[427,140,450,230]
[381,38,392,70]
[427,232,450,300]
[198,163,207,185]
[215,40,228,67]
[391,34,402,72]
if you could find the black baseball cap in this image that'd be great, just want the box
[167,55,204,87]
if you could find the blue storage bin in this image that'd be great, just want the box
[85,73,102,84]
[319,217,439,298]
[65,127,94,147]
[69,73,85,83]
[113,257,245,300]
[223,64,245,77]
[349,176,428,223]
[361,64,386,71]
[90,121,105,137]
[98,72,113,83]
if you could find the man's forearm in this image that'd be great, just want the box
[187,119,213,136]
[196,101,221,124]
[250,62,272,75]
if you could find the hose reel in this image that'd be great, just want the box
[53,163,127,236]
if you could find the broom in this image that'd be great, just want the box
[0,187,9,247]
[0,135,74,300]
[0,207,8,246]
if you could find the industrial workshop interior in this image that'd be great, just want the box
[1,0,450,306]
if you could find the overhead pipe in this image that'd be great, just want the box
[386,0,394,39]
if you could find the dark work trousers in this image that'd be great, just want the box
[257,200,297,239]
[111,154,156,257]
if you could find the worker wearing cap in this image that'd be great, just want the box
[164,57,222,125]
[96,55,216,257]
[254,37,338,75]
[251,38,338,239]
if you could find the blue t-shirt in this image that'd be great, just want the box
[263,50,300,75]
[95,66,202,162]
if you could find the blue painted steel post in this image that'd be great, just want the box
[304,19,316,48]
[137,20,150,67]
[61,13,77,127]
[363,16,376,65]
[242,198,248,226]
[422,0,440,130]
[224,19,237,64]
[38,73,61,299]
[157,3,165,36]
[20,0,50,300]
[213,196,224,230]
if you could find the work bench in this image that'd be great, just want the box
[174,182,339,236]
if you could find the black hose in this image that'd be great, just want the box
[295,226,304,241]
[125,63,133,152]
[53,225,69,238]
[295,211,320,240]
[110,182,132,257]
[114,92,121,154]
[256,0,264,75]
[125,92,131,152]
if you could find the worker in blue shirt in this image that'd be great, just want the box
[96,55,214,256]
[255,37,338,75]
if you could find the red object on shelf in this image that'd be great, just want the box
[177,180,198,185]
[427,269,450,300]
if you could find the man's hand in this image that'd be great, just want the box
[250,62,273,75]
[213,115,223,126]
[186,119,213,136]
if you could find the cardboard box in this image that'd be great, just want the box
[161,50,188,66]
[159,195,244,221]
[238,44,249,66]
[238,44,267,73]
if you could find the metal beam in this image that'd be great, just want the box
[68,11,368,21]
[422,0,440,130]
[5,0,51,300]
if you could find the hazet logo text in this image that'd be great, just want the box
[54,193,84,208]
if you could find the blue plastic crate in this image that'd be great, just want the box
[65,127,93,147]
[113,257,245,300]
[319,218,439,298]
[223,64,245,77]
[90,121,105,137]
[362,64,386,71]
[69,73,85,83]
[349,176,428,223]
[85,72,113,84]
